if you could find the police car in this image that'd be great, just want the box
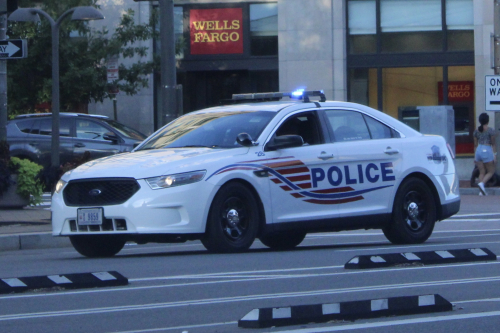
[52,90,460,257]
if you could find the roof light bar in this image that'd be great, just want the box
[232,90,326,103]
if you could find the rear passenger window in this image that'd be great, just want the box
[39,119,52,136]
[326,110,370,142]
[363,115,393,139]
[15,120,35,133]
[29,118,73,137]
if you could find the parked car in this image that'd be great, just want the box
[7,113,147,169]
[52,90,460,258]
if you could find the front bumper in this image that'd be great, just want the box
[52,179,216,236]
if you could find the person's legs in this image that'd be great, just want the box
[476,161,486,183]
[483,161,496,184]
[476,161,487,195]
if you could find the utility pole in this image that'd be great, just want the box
[0,13,6,141]
[159,0,177,129]
[495,0,500,75]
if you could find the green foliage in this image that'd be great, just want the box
[7,0,162,114]
[9,157,44,205]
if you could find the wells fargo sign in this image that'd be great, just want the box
[190,8,243,55]
[438,81,474,103]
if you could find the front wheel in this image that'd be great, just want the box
[70,235,125,258]
[201,182,259,253]
[383,177,436,244]
[259,231,306,250]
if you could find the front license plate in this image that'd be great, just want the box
[77,208,103,226]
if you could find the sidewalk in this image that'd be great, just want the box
[0,185,498,252]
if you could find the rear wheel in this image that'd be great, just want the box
[259,231,306,250]
[201,182,259,253]
[70,235,125,258]
[383,177,436,244]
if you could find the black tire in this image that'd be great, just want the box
[201,182,259,253]
[70,235,125,258]
[259,231,306,250]
[383,177,436,244]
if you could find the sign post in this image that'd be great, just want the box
[107,56,119,121]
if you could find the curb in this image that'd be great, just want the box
[0,271,128,294]
[345,248,497,269]
[0,233,71,251]
[238,294,452,328]
[460,187,500,195]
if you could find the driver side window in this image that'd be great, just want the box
[275,112,322,146]
[76,120,110,141]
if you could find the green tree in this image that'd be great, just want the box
[7,0,159,116]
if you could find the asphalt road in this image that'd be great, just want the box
[1,195,500,333]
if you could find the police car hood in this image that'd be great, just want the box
[64,148,246,180]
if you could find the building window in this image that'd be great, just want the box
[348,0,376,54]
[446,0,474,51]
[250,3,278,56]
[347,0,474,53]
[381,0,442,53]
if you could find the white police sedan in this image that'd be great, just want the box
[52,90,460,257]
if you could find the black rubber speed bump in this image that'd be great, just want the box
[238,294,452,328]
[345,248,497,269]
[0,271,128,294]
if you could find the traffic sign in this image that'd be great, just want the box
[486,75,500,111]
[0,40,27,59]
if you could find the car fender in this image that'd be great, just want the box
[396,166,454,207]
[202,169,272,232]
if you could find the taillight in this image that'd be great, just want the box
[446,143,455,159]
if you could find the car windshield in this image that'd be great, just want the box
[138,111,275,150]
[103,119,147,140]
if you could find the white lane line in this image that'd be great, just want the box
[455,212,500,217]
[443,219,500,222]
[109,321,237,333]
[2,275,500,322]
[1,261,500,302]
[454,297,500,304]
[274,310,500,333]
[307,230,500,238]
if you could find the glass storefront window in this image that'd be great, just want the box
[382,67,443,119]
[154,7,184,59]
[348,0,376,54]
[250,3,278,56]
[446,0,474,51]
[348,68,378,108]
[174,6,184,58]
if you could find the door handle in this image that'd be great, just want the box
[29,142,39,146]
[74,143,86,148]
[318,151,334,160]
[384,147,399,155]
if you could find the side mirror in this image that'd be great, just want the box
[103,132,119,143]
[266,135,304,151]
[236,133,256,147]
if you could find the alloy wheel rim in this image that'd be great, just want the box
[220,196,249,241]
[403,190,427,231]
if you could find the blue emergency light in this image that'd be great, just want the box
[232,89,326,103]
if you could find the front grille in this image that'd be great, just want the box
[63,178,140,206]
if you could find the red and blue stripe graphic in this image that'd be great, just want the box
[206,156,392,205]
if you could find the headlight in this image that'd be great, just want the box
[55,180,67,194]
[145,170,206,190]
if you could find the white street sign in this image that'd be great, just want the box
[107,56,119,83]
[0,40,27,59]
[486,75,500,111]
